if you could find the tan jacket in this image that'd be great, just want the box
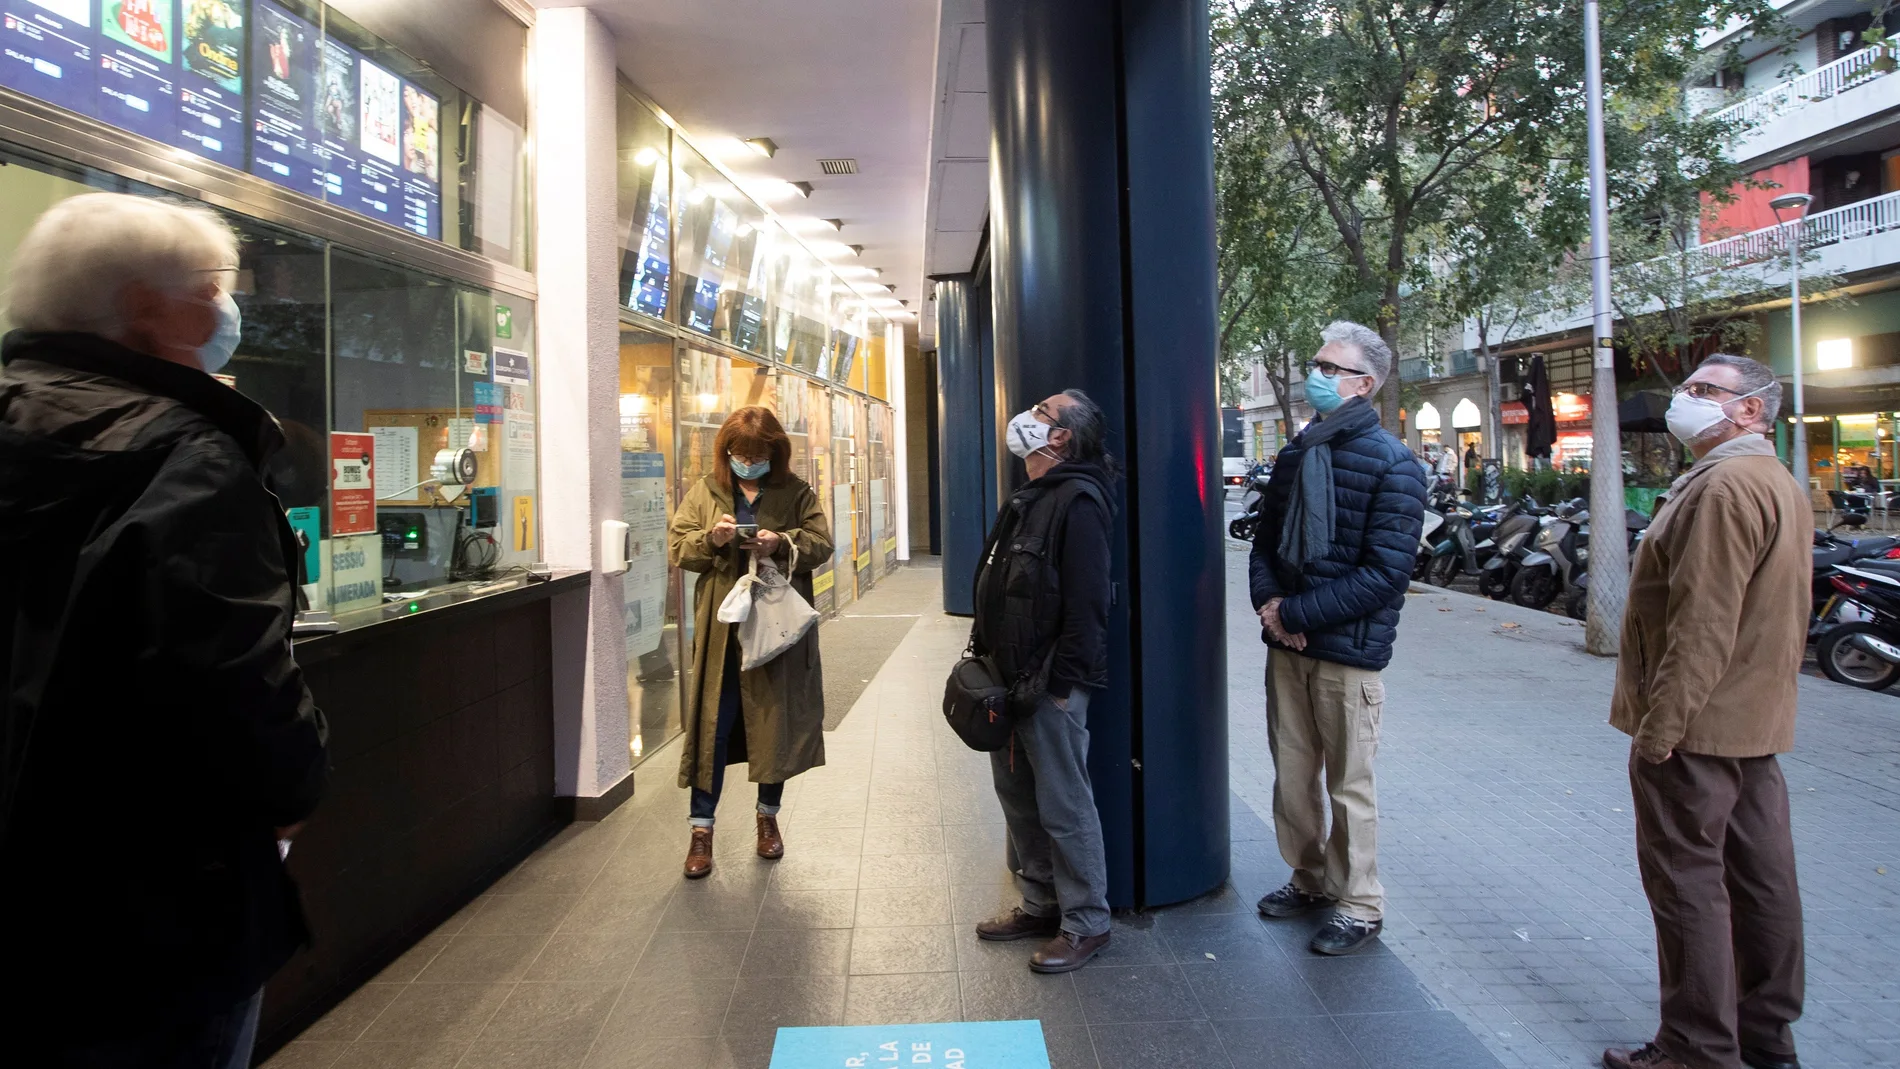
[669,475,834,792]
[1610,437,1809,762]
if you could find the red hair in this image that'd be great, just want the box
[714,406,793,490]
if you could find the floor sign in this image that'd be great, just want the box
[769,1021,1049,1069]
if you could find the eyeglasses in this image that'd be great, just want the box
[1306,358,1370,379]
[190,265,240,291]
[1032,401,1059,425]
[1672,381,1747,401]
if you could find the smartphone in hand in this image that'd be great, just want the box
[734,523,760,543]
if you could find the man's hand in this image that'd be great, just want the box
[1258,598,1306,651]
[708,513,738,548]
[747,529,784,556]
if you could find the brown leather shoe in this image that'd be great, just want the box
[1603,1044,1691,1069]
[1029,930,1110,973]
[975,908,1062,942]
[756,814,785,859]
[683,827,714,879]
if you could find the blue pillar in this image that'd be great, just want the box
[934,274,996,615]
[988,0,1227,909]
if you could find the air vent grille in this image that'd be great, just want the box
[818,158,859,175]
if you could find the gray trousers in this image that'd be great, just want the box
[989,689,1111,938]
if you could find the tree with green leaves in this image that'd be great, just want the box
[1211,0,1774,428]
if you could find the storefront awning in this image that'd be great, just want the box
[1501,401,1529,425]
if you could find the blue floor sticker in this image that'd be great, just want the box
[769,1020,1051,1069]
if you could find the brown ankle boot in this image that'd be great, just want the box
[683,826,714,879]
[756,814,784,859]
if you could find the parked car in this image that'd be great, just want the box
[1223,456,1253,491]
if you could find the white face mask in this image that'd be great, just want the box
[1665,385,1766,444]
[1006,409,1056,460]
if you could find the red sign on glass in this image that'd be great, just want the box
[331,433,377,535]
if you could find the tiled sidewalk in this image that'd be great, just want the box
[1224,541,1900,1069]
[268,572,1502,1069]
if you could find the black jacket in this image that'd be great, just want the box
[1249,398,1426,670]
[0,331,328,1031]
[972,462,1113,699]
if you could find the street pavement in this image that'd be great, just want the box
[1223,500,1900,1068]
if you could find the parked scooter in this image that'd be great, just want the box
[1425,496,1512,586]
[1227,462,1273,542]
[1562,511,1651,620]
[1479,499,1554,600]
[1814,563,1900,690]
[1807,529,1900,639]
[1509,498,1592,610]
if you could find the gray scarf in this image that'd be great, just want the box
[1279,397,1379,572]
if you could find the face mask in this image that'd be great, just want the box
[195,290,242,376]
[1665,386,1766,444]
[1006,409,1056,459]
[1304,366,1368,415]
[729,456,772,481]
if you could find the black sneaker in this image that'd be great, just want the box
[1309,911,1383,955]
[1256,881,1332,918]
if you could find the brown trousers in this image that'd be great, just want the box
[1629,748,1804,1069]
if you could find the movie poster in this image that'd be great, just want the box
[316,39,357,144]
[401,82,438,182]
[28,0,88,20]
[183,0,242,93]
[102,0,170,63]
[359,58,400,165]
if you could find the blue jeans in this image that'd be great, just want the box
[689,639,783,825]
[989,689,1111,938]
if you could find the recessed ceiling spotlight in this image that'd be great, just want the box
[743,137,778,158]
[822,218,844,231]
[791,181,814,198]
[847,244,864,257]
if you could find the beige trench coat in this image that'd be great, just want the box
[668,474,833,792]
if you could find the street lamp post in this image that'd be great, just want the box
[1770,191,1814,489]
[1582,0,1628,656]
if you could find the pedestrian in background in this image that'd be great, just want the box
[669,406,833,877]
[971,389,1116,973]
[1435,440,1458,487]
[1249,321,1426,955]
[1604,354,1807,1069]
[0,193,329,1067]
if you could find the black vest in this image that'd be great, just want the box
[972,470,1110,691]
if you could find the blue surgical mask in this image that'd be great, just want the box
[196,290,242,376]
[1304,365,1368,415]
[729,456,771,481]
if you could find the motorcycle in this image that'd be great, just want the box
[1814,563,1900,690]
[1227,463,1273,542]
[1807,530,1900,639]
[1509,498,1598,610]
[1479,499,1553,600]
[1426,497,1508,587]
[1415,503,1446,580]
[1563,512,1651,620]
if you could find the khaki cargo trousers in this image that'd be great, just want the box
[1267,649,1385,921]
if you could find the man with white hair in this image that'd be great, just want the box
[1248,320,1426,955]
[1604,354,1807,1069]
[0,193,327,1067]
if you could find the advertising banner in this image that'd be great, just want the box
[330,431,376,535]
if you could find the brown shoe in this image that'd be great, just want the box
[1029,930,1110,973]
[1603,1044,1690,1069]
[975,908,1062,942]
[683,827,714,879]
[756,814,785,859]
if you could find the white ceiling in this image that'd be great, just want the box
[539,0,942,334]
[920,0,989,343]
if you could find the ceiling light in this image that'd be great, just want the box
[686,186,709,205]
[632,146,660,167]
[743,137,778,158]
[735,223,755,239]
[846,244,864,257]
[791,181,814,198]
[835,266,880,279]
[810,240,857,260]
[822,218,844,231]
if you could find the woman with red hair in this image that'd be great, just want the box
[668,405,833,877]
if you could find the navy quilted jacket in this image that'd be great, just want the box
[1249,397,1427,670]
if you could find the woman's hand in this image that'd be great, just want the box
[708,513,738,548]
[747,529,784,556]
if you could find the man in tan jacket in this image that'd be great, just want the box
[1605,354,1808,1069]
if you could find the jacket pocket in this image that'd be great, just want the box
[1003,535,1046,596]
[1357,679,1385,743]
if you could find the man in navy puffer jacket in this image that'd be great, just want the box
[1249,321,1426,956]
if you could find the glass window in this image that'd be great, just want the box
[616,91,671,320]
[828,390,861,608]
[619,326,680,765]
[868,401,895,578]
[807,379,836,613]
[0,148,540,626]
[674,144,768,349]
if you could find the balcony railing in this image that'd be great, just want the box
[1662,189,1900,279]
[1710,38,1900,130]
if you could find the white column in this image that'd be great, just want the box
[535,8,630,801]
[889,321,911,560]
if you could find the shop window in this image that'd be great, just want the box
[619,327,680,765]
[674,143,771,352]
[616,90,671,320]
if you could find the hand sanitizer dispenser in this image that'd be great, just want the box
[601,520,632,575]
